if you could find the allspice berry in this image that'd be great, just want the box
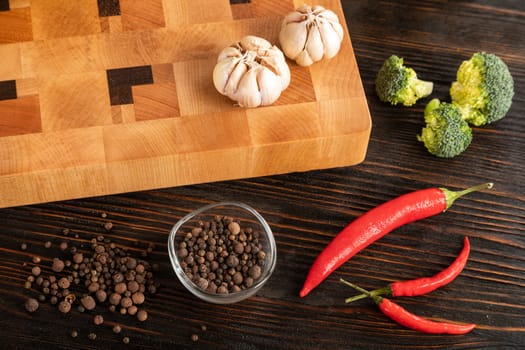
[120,297,133,309]
[136,309,148,322]
[127,280,139,293]
[248,265,262,280]
[80,295,96,310]
[24,298,39,313]
[109,293,122,306]
[93,314,104,325]
[228,222,241,235]
[131,292,145,305]
[72,252,84,264]
[128,305,138,316]
[58,300,71,313]
[95,289,107,303]
[58,277,70,289]
[31,266,41,276]
[114,282,127,294]
[52,258,65,273]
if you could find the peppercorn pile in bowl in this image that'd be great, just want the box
[168,202,277,304]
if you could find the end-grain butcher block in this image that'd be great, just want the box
[0,0,371,208]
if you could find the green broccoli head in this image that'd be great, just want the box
[375,55,434,106]
[450,52,514,126]
[417,99,473,158]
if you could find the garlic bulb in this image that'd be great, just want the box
[279,5,344,67]
[213,35,291,108]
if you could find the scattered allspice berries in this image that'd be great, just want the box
[21,218,160,344]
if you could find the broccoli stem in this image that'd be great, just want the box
[414,79,434,99]
[424,98,441,114]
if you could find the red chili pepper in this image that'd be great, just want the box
[300,183,492,297]
[341,279,476,335]
[346,236,470,303]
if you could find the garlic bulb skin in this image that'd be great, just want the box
[213,35,291,108]
[279,5,344,67]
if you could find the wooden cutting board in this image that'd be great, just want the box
[0,0,371,208]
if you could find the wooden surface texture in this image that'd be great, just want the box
[0,0,371,208]
[1,0,524,349]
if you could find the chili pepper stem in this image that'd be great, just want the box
[345,286,392,303]
[345,293,369,303]
[340,279,383,304]
[442,182,493,211]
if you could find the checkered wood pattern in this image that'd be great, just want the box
[0,0,371,207]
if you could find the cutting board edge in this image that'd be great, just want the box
[0,126,371,208]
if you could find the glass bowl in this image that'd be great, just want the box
[168,201,277,304]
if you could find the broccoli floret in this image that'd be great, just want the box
[417,98,472,158]
[375,55,434,106]
[450,52,514,126]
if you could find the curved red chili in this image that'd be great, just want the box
[341,279,476,335]
[376,296,475,334]
[346,236,470,303]
[300,183,492,298]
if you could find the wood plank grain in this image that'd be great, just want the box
[30,0,100,41]
[120,0,165,30]
[0,43,23,80]
[0,95,41,137]
[0,7,32,43]
[38,72,113,131]
[161,0,233,28]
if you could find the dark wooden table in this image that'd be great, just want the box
[1,1,524,349]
